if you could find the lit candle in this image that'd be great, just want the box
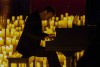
[11,37,16,45]
[63,65,66,67]
[7,19,10,25]
[19,15,23,20]
[61,14,64,20]
[12,16,15,22]
[56,17,59,21]
[77,20,81,26]
[2,29,5,37]
[6,37,11,45]
[0,54,3,61]
[6,29,10,37]
[50,20,54,26]
[0,64,4,67]
[36,62,41,67]
[1,46,6,52]
[67,16,73,28]
[19,31,22,37]
[10,29,15,37]
[65,13,68,17]
[17,16,20,21]
[19,20,24,26]
[11,63,17,67]
[82,15,85,26]
[22,24,25,30]
[9,45,13,52]
[0,29,5,37]
[16,39,19,45]
[0,37,4,46]
[14,20,18,26]
[5,46,9,53]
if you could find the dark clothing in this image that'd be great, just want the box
[16,11,49,57]
[16,11,61,67]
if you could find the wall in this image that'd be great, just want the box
[30,0,86,17]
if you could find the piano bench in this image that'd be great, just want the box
[7,58,29,67]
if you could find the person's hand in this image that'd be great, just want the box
[48,34,55,38]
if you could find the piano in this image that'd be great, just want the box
[46,27,88,52]
[46,27,89,67]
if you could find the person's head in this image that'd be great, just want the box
[40,6,56,20]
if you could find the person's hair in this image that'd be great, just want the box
[41,6,56,15]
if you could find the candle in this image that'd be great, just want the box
[6,29,10,37]
[2,29,5,37]
[61,14,64,20]
[63,65,66,67]
[9,45,13,52]
[0,64,4,67]
[50,20,54,26]
[10,29,15,37]
[19,15,23,20]
[0,54,3,61]
[82,15,85,26]
[19,20,24,26]
[11,63,17,67]
[51,16,55,20]
[12,16,15,22]
[17,16,20,21]
[65,13,68,17]
[11,37,16,45]
[7,19,10,25]
[14,20,18,26]
[43,58,47,64]
[8,52,12,57]
[56,17,59,21]
[77,20,81,26]
[0,47,2,53]
[22,24,25,30]
[67,16,73,28]
[16,39,19,45]
[0,37,4,46]
[36,62,41,67]
[6,37,11,45]
[1,46,6,52]
[19,31,22,37]
[6,46,9,53]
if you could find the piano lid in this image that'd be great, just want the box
[46,27,89,51]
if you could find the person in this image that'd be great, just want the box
[16,6,61,67]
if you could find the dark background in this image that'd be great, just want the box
[9,0,86,17]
